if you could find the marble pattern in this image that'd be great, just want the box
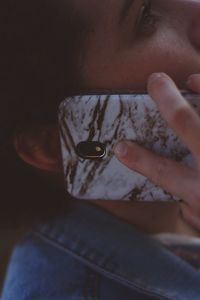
[58,93,200,202]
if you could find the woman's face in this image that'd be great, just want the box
[75,0,200,91]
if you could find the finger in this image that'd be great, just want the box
[187,74,200,93]
[180,202,200,232]
[148,73,200,160]
[114,141,200,209]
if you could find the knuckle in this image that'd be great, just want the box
[153,158,168,186]
[196,211,200,220]
[170,106,192,128]
[191,193,200,204]
[192,207,200,220]
[181,199,200,221]
[194,209,200,220]
[127,148,142,170]
[188,183,200,205]
[180,206,197,227]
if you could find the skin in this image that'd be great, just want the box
[81,0,200,90]
[15,0,200,236]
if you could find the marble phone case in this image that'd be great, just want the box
[58,92,200,202]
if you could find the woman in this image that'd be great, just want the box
[1,0,200,299]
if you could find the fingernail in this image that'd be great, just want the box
[186,78,192,85]
[114,142,128,157]
[148,73,166,85]
[187,74,200,85]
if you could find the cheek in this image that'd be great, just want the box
[117,30,197,89]
[83,27,200,90]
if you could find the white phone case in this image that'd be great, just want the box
[58,92,200,202]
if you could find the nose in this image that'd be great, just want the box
[157,0,200,50]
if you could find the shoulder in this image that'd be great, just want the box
[1,232,87,300]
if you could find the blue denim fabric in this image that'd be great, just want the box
[1,198,200,300]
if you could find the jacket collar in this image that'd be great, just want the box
[34,198,200,300]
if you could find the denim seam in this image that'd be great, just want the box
[83,269,99,300]
[93,272,100,300]
[90,270,99,300]
[33,230,174,300]
[83,269,89,300]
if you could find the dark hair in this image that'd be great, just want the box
[0,0,89,227]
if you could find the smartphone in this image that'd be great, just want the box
[58,91,200,202]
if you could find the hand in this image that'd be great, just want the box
[114,72,200,231]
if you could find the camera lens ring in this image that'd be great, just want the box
[76,141,106,159]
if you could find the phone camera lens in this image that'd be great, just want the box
[76,141,106,159]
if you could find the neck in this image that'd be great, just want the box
[90,200,200,238]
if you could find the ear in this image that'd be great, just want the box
[14,124,63,173]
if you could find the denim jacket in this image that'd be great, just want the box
[1,198,200,300]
